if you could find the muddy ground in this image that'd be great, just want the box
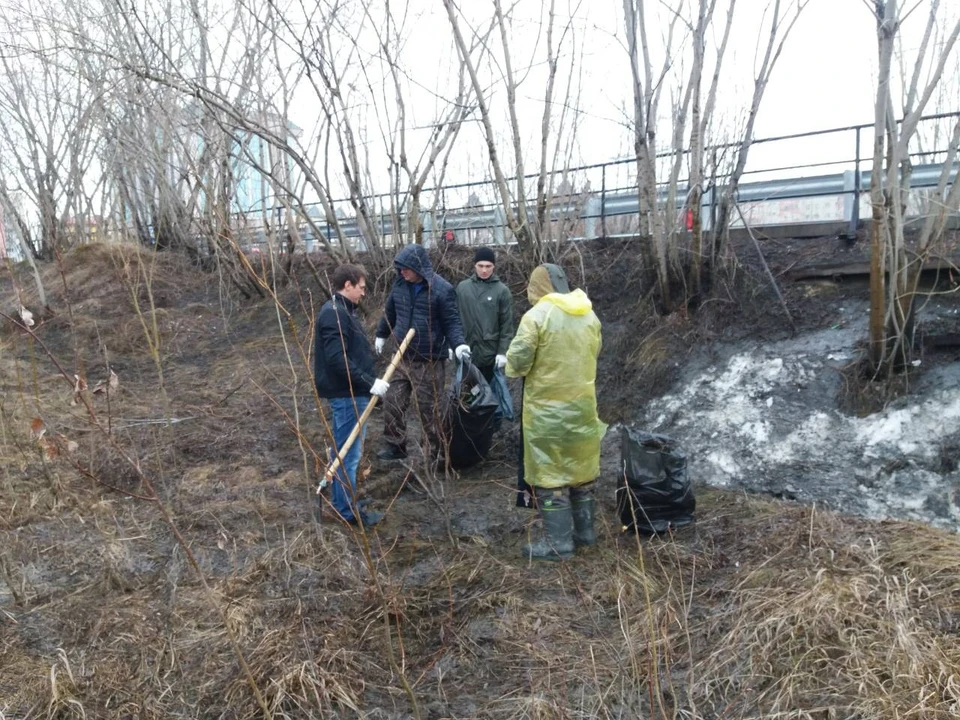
[2,237,960,718]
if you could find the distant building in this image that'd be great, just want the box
[232,113,302,217]
[64,215,107,244]
[0,203,24,261]
[114,105,302,250]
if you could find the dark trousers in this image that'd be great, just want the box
[475,363,494,383]
[516,379,534,508]
[382,359,447,456]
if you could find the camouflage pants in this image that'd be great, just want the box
[382,359,447,456]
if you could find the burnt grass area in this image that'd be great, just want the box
[2,238,960,718]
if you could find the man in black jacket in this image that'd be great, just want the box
[315,264,390,527]
[375,244,470,461]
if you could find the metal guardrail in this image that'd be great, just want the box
[239,112,960,251]
[279,164,957,251]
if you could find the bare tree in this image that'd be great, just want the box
[621,0,679,308]
[0,4,103,261]
[686,0,736,297]
[87,0,285,299]
[348,1,479,248]
[621,0,807,312]
[710,0,809,271]
[866,0,960,374]
[86,0,357,292]
[443,0,582,266]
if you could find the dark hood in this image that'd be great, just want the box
[394,244,435,282]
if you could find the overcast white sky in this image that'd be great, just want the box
[756,0,878,137]
[20,0,943,209]
[3,0,954,253]
[277,0,960,203]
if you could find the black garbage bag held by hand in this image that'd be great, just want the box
[447,358,499,469]
[489,367,515,422]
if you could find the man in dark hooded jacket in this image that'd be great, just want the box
[456,246,513,382]
[375,245,470,461]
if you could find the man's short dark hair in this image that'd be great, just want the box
[332,263,367,291]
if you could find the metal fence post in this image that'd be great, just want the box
[600,163,607,239]
[849,126,862,240]
[709,148,718,233]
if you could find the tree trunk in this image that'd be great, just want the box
[868,1,897,372]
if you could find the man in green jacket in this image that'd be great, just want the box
[455,247,514,382]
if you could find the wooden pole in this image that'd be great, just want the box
[317,328,416,492]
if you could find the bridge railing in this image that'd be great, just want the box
[242,111,960,253]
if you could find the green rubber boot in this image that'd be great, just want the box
[571,493,597,547]
[523,490,575,561]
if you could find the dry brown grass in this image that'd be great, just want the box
[2,243,960,718]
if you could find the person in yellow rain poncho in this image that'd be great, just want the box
[506,264,607,560]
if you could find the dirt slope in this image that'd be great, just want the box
[2,240,959,719]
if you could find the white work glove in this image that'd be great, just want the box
[495,354,507,370]
[454,344,472,361]
[370,378,390,397]
[448,348,454,361]
[375,337,385,355]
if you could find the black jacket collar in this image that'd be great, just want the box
[333,292,358,312]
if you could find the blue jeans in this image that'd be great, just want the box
[328,396,370,523]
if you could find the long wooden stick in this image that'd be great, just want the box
[317,328,416,492]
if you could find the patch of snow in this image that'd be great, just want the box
[702,451,739,483]
[633,304,960,532]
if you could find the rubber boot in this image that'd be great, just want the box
[352,509,384,528]
[570,493,597,547]
[377,443,407,461]
[523,490,574,561]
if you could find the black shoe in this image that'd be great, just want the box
[425,450,445,466]
[349,510,384,528]
[377,444,407,461]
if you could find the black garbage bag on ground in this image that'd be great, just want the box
[616,427,696,534]
[447,358,499,469]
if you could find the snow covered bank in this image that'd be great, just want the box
[635,302,960,531]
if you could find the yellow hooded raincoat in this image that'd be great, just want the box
[506,265,607,489]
